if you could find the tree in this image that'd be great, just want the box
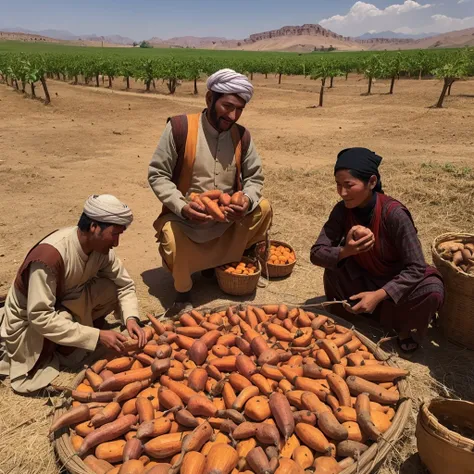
[310,59,336,107]
[139,41,152,48]
[432,50,471,108]
[361,55,381,95]
[378,52,404,94]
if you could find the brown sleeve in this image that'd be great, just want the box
[310,202,346,269]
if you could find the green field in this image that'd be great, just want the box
[0,39,462,60]
[0,40,471,107]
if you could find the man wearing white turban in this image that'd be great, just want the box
[0,194,145,394]
[149,68,272,312]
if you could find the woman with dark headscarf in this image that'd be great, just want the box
[310,148,444,356]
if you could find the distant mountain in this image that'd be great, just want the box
[0,27,135,44]
[357,31,434,40]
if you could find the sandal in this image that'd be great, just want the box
[397,336,419,358]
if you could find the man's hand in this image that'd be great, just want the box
[126,318,147,349]
[349,289,387,314]
[99,330,128,352]
[224,196,250,222]
[340,225,375,260]
[182,202,213,223]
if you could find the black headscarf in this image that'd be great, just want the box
[334,147,384,194]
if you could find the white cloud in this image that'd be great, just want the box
[318,1,474,36]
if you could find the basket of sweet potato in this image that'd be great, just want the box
[216,258,261,296]
[51,304,411,474]
[432,233,474,350]
[256,240,297,279]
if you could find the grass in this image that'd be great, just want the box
[0,39,463,60]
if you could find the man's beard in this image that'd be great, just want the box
[210,103,235,132]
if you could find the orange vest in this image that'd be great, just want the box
[159,112,250,217]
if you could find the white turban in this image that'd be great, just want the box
[207,68,254,103]
[83,194,133,227]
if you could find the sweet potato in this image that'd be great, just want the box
[78,414,137,457]
[294,423,331,454]
[317,411,348,441]
[269,392,295,441]
[72,390,117,403]
[336,440,368,458]
[255,422,281,446]
[355,393,381,441]
[346,376,399,405]
[136,417,172,440]
[136,397,154,424]
[123,438,143,462]
[180,452,206,474]
[203,443,239,474]
[49,404,90,434]
[83,455,114,474]
[326,372,351,407]
[99,367,156,392]
[202,196,226,222]
[187,395,218,417]
[90,402,122,428]
[118,459,144,474]
[115,380,150,404]
[160,376,197,404]
[313,456,342,474]
[233,422,258,440]
[95,439,127,463]
[232,385,259,411]
[188,340,209,366]
[144,432,190,459]
[244,396,271,422]
[344,365,408,382]
[106,357,134,373]
[230,191,245,206]
[247,447,271,474]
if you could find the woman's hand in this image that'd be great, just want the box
[340,225,375,260]
[349,289,387,314]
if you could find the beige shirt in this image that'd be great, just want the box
[0,227,139,379]
[148,112,264,243]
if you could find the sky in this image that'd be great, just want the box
[1,0,473,40]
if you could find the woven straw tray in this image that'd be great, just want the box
[52,303,411,474]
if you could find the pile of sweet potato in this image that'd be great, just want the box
[437,239,474,275]
[188,190,246,223]
[50,305,409,474]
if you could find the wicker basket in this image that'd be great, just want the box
[416,398,474,474]
[52,303,411,474]
[256,240,296,278]
[432,232,474,350]
[215,257,261,296]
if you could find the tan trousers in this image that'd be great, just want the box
[159,199,272,292]
[3,278,119,394]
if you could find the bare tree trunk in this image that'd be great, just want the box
[167,78,177,94]
[21,80,26,93]
[108,76,113,88]
[96,75,100,87]
[85,76,89,85]
[40,77,51,105]
[31,82,36,98]
[322,77,326,87]
[278,73,282,85]
[419,68,422,80]
[102,75,105,85]
[74,75,78,85]
[152,80,156,89]
[319,80,324,107]
[250,72,254,80]
[56,73,60,80]
[146,80,151,92]
[329,77,334,88]
[345,72,349,81]
[265,73,268,79]
[447,82,452,96]
[126,76,130,89]
[367,77,373,95]
[14,79,19,90]
[436,79,452,108]
[193,78,198,95]
[389,76,395,95]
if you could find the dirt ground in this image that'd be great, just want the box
[0,74,473,473]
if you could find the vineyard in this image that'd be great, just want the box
[0,44,473,107]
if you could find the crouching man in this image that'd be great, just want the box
[0,194,146,394]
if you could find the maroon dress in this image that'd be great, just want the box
[310,193,444,335]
